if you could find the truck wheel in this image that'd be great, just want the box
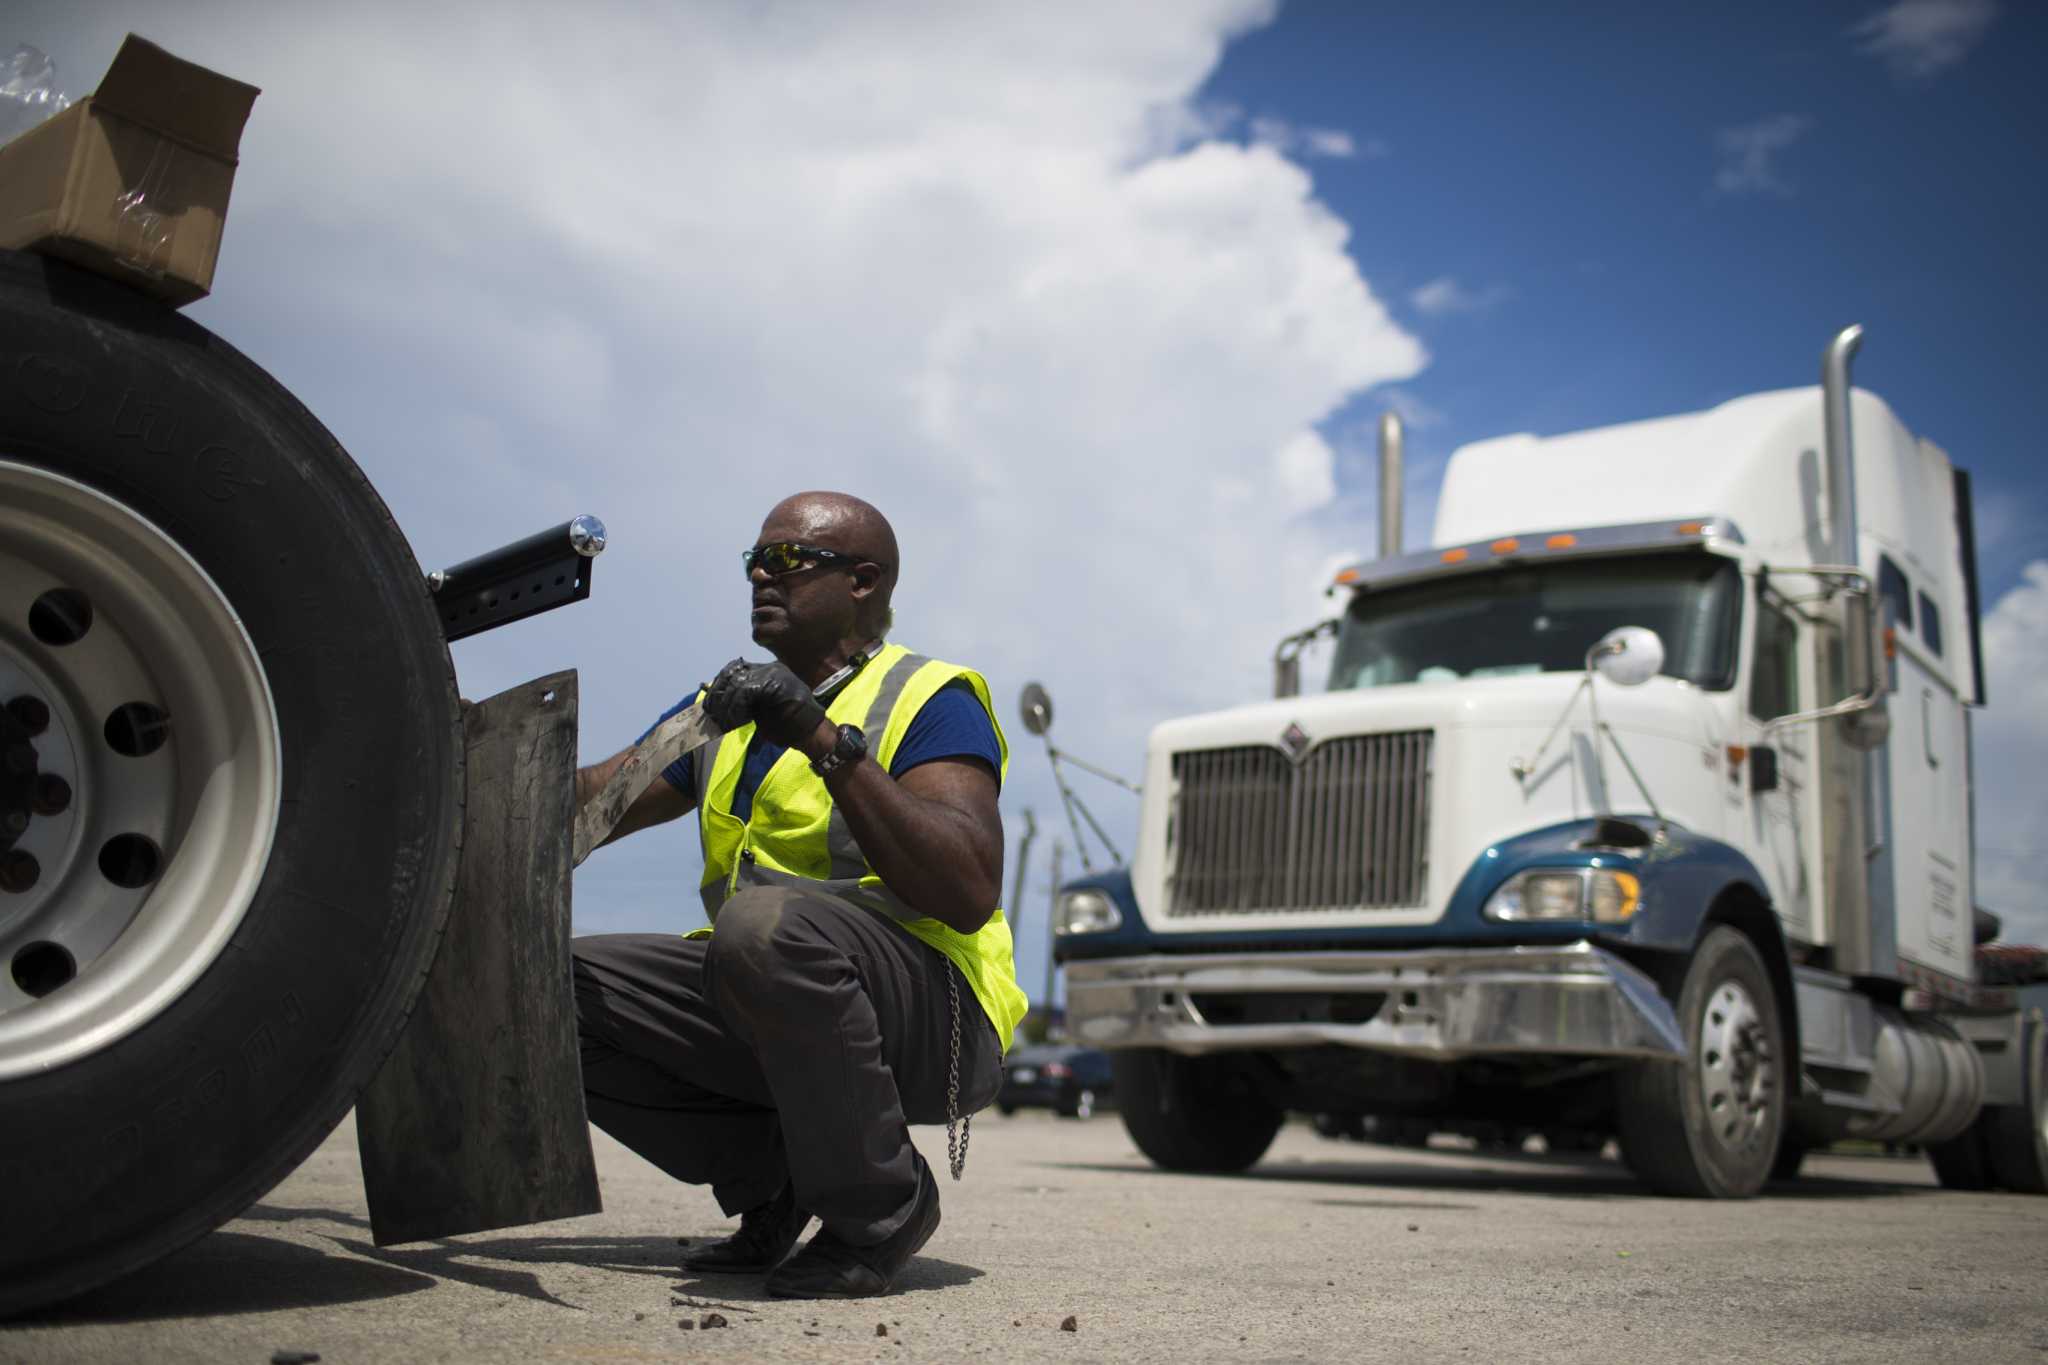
[1927,1122,1993,1191]
[0,251,464,1314]
[1111,1049,1281,1173]
[1615,927,1786,1198]
[1984,1017,2048,1195]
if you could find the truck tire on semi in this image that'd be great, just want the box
[1614,926,1786,1198]
[0,250,466,1313]
[1111,1048,1282,1173]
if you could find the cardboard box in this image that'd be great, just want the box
[0,35,259,307]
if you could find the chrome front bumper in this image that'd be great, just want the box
[1063,940,1685,1061]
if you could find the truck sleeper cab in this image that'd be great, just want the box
[1055,329,2048,1198]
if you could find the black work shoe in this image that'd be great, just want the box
[681,1183,811,1274]
[764,1158,941,1299]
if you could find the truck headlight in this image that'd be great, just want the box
[1484,868,1639,923]
[1055,889,1123,935]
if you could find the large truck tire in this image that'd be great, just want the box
[1927,1122,1994,1191]
[1615,927,1786,1198]
[1984,1016,2048,1194]
[1111,1048,1282,1173]
[0,251,465,1314]
[1769,1136,1808,1183]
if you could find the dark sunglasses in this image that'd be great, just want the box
[741,541,882,580]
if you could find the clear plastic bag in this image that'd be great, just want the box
[0,44,71,146]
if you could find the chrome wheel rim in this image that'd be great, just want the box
[0,461,280,1079]
[1697,978,1773,1152]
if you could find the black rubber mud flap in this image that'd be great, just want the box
[356,671,601,1243]
[0,250,464,1315]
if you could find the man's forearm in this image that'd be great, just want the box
[801,723,1002,934]
[574,747,693,851]
[575,752,629,811]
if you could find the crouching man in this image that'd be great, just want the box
[571,490,1026,1299]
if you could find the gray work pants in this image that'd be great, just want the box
[571,884,1004,1246]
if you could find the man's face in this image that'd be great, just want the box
[746,504,860,656]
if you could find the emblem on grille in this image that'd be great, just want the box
[1280,721,1312,761]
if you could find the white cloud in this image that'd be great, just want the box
[1270,429,1339,516]
[1851,0,1998,79]
[1301,127,1360,159]
[1975,561,2048,945]
[1409,276,1509,317]
[1713,113,1814,196]
[16,3,1426,961]
[1143,98,1245,157]
[1248,115,1367,160]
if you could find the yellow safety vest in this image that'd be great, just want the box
[692,643,1028,1051]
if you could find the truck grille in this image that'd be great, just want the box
[1165,731,1433,915]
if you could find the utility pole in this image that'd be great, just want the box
[1044,837,1064,1021]
[1008,808,1037,941]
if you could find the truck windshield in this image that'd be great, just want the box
[1328,553,1741,691]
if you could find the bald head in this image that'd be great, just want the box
[768,491,899,580]
[749,492,899,657]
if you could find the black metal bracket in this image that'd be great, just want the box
[429,516,606,643]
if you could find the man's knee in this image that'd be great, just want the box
[705,886,847,1000]
[705,887,796,982]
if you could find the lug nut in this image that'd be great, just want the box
[3,811,26,834]
[0,851,37,894]
[33,774,70,817]
[3,744,34,777]
[6,696,50,736]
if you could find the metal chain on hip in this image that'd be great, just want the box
[945,964,970,1180]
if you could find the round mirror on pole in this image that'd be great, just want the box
[1589,626,1666,687]
[1019,681,1054,736]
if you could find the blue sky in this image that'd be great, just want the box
[12,0,2045,982]
[1204,1,2045,598]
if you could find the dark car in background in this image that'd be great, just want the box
[998,1045,1115,1118]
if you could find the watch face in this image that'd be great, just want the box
[816,723,867,775]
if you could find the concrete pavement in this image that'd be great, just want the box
[5,1109,2046,1363]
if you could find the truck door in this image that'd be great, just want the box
[1878,557,1973,981]
[1746,593,1814,940]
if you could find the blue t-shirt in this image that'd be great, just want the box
[643,678,1000,822]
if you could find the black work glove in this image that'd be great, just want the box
[702,658,828,750]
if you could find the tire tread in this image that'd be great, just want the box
[0,249,466,1316]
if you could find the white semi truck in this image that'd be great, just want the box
[1052,327,2047,1198]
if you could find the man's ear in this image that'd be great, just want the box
[850,564,882,597]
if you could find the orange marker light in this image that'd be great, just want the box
[1883,626,1897,660]
[1546,534,1577,550]
[1491,538,1521,554]
[1441,548,1470,564]
[1677,521,1705,535]
[1334,568,1361,584]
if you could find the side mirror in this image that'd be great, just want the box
[1589,626,1665,687]
[1749,745,1779,794]
[1842,585,1885,700]
[1274,653,1301,699]
[1839,587,1891,750]
[1272,619,1337,699]
[1019,681,1054,736]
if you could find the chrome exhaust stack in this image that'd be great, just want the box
[1379,412,1404,559]
[1818,324,1885,975]
[1822,325,1864,568]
